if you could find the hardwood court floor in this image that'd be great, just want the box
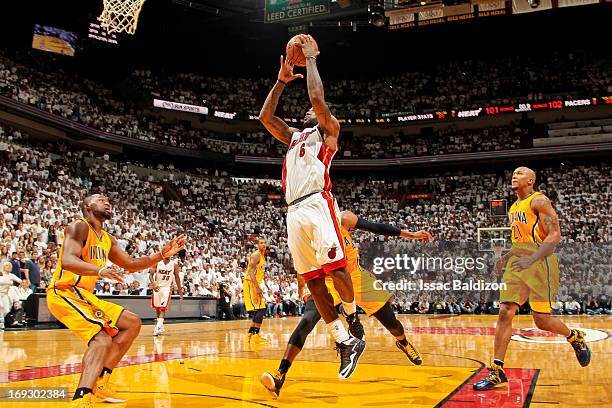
[0,315,609,407]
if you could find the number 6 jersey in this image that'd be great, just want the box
[282,125,336,204]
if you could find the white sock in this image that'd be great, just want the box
[157,317,164,327]
[343,301,356,316]
[327,319,350,344]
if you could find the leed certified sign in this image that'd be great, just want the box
[265,0,330,23]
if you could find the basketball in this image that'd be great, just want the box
[286,34,318,67]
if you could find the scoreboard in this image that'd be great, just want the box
[490,199,507,217]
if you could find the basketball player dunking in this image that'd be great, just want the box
[473,167,591,390]
[259,34,365,379]
[46,194,186,407]
[261,210,433,398]
[150,253,183,336]
[244,238,269,343]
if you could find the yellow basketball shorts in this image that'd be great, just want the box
[326,263,392,316]
[243,280,266,311]
[500,254,559,314]
[46,286,124,344]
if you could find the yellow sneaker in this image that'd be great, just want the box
[250,333,269,344]
[96,374,127,403]
[70,392,96,407]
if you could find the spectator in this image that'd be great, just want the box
[18,251,39,292]
[585,298,603,315]
[565,297,581,315]
[218,284,234,320]
[0,261,22,329]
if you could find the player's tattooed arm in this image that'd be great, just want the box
[301,35,340,148]
[527,193,561,263]
[259,56,300,145]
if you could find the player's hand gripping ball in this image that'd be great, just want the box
[286,34,319,67]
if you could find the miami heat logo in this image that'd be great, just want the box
[328,246,337,260]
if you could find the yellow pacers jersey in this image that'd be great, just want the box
[50,219,112,293]
[340,225,359,270]
[245,250,265,284]
[508,191,546,244]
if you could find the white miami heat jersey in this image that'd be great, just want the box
[282,126,336,204]
[154,259,176,288]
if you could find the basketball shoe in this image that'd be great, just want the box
[249,333,269,344]
[396,339,423,365]
[336,336,366,379]
[260,370,286,398]
[567,329,591,367]
[345,312,365,341]
[473,361,508,391]
[70,393,95,408]
[96,374,127,403]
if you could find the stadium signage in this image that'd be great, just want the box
[156,94,609,125]
[264,0,330,23]
[398,113,435,122]
[387,0,603,30]
[153,99,209,115]
[213,110,237,119]
[564,99,591,107]
[457,108,482,118]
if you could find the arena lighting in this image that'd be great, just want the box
[527,0,540,7]
[368,1,386,27]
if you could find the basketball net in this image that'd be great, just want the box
[99,0,146,35]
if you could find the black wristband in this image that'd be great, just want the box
[278,79,287,85]
[355,217,401,237]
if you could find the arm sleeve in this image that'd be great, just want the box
[354,217,401,237]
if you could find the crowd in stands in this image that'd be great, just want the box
[0,123,610,327]
[131,50,610,117]
[0,49,609,156]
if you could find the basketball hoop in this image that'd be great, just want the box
[99,0,146,35]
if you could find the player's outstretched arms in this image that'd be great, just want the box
[259,55,301,145]
[109,234,187,273]
[341,210,433,243]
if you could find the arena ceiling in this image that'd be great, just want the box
[0,1,609,78]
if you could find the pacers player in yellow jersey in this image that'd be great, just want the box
[261,210,432,398]
[474,167,591,391]
[244,238,269,343]
[46,194,186,407]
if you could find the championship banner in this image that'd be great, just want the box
[443,4,475,22]
[418,7,445,26]
[264,0,330,23]
[512,0,552,13]
[153,99,209,115]
[472,0,509,16]
[388,9,416,29]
